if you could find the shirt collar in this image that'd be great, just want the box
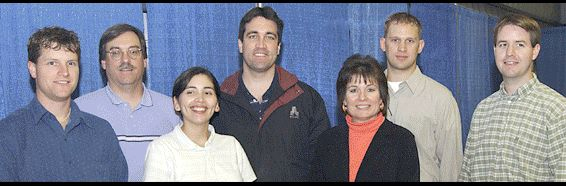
[384,66,425,95]
[104,83,153,107]
[28,98,92,129]
[175,124,217,150]
[498,73,539,97]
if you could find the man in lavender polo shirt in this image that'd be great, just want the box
[75,24,180,182]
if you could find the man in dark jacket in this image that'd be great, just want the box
[211,6,330,182]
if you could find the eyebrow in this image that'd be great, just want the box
[108,46,141,50]
[185,86,215,90]
[245,31,278,38]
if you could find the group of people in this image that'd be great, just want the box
[0,5,565,182]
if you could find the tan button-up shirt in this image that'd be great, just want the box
[385,66,463,181]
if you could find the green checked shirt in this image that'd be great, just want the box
[459,74,566,182]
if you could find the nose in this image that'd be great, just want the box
[194,92,205,101]
[398,40,407,52]
[358,90,367,101]
[120,50,131,63]
[256,36,267,48]
[58,64,70,77]
[506,45,515,56]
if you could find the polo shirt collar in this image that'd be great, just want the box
[104,83,153,107]
[175,124,217,150]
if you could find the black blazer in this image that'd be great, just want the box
[310,119,419,182]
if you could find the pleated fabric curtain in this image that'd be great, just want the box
[264,3,350,127]
[0,3,144,119]
[538,26,566,96]
[348,3,408,67]
[145,3,254,97]
[453,6,500,146]
[0,3,565,147]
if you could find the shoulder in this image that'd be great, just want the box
[0,106,33,134]
[474,91,500,110]
[148,89,173,101]
[151,129,177,145]
[318,124,346,141]
[535,83,566,106]
[420,74,457,100]
[382,119,415,139]
[79,110,114,131]
[75,88,106,104]
[0,107,30,135]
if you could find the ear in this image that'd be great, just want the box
[532,43,541,61]
[342,100,348,112]
[28,61,37,79]
[417,39,425,54]
[238,39,243,54]
[143,58,148,69]
[101,60,108,70]
[173,97,181,111]
[277,42,281,55]
[214,103,220,112]
[379,37,386,52]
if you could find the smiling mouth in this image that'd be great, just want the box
[190,106,207,112]
[54,80,71,84]
[356,105,370,109]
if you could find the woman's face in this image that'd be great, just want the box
[173,74,220,126]
[342,75,384,123]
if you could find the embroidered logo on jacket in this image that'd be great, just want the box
[289,106,300,119]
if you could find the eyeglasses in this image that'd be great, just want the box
[106,47,143,61]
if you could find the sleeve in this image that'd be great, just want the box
[234,138,256,182]
[549,106,566,181]
[0,132,16,181]
[308,134,325,182]
[105,125,128,182]
[435,94,463,181]
[458,107,482,182]
[143,140,172,182]
[305,86,331,177]
[398,131,420,182]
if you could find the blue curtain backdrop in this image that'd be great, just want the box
[538,26,566,96]
[145,3,253,96]
[348,3,408,67]
[266,3,350,126]
[0,3,143,120]
[0,3,565,147]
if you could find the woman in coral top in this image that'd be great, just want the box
[310,54,419,182]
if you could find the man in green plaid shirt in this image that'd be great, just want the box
[459,13,566,182]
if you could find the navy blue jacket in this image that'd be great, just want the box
[212,66,330,182]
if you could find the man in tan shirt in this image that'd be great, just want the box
[379,12,463,182]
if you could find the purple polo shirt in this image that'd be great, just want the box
[75,84,180,182]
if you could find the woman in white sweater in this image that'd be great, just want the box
[143,67,256,182]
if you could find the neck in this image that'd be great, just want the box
[502,72,534,95]
[108,82,144,110]
[181,121,210,147]
[242,67,275,101]
[386,63,416,82]
[36,95,72,128]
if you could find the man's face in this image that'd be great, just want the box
[238,16,281,73]
[494,24,540,82]
[380,23,424,72]
[101,31,147,88]
[28,46,79,102]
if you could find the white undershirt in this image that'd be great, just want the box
[388,81,403,93]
